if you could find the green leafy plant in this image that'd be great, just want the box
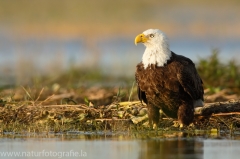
[197,49,240,93]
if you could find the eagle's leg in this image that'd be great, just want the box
[148,104,160,129]
[177,102,194,127]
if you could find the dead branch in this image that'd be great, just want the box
[195,100,240,116]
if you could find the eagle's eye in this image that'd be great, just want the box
[150,34,154,38]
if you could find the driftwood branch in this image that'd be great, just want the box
[195,100,240,116]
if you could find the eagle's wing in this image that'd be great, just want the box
[135,64,148,104]
[137,86,148,104]
[177,61,204,101]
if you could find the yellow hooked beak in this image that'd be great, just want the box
[134,33,148,45]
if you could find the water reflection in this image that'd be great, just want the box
[0,132,240,159]
[138,138,203,159]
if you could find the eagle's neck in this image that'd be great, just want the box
[142,43,171,69]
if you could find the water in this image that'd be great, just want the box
[1,132,240,159]
[0,31,240,86]
[0,35,240,75]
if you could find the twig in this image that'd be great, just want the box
[21,86,33,101]
[38,94,55,105]
[95,118,129,121]
[212,112,240,116]
[128,81,135,102]
[118,101,141,106]
[214,116,230,129]
[35,87,45,102]
[44,93,75,101]
[39,104,88,108]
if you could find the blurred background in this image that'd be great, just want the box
[0,0,240,87]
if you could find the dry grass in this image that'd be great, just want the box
[0,84,240,135]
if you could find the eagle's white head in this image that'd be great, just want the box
[135,29,172,69]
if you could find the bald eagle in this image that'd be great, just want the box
[135,29,204,129]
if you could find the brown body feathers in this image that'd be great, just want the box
[135,52,204,128]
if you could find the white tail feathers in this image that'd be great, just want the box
[194,99,204,108]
